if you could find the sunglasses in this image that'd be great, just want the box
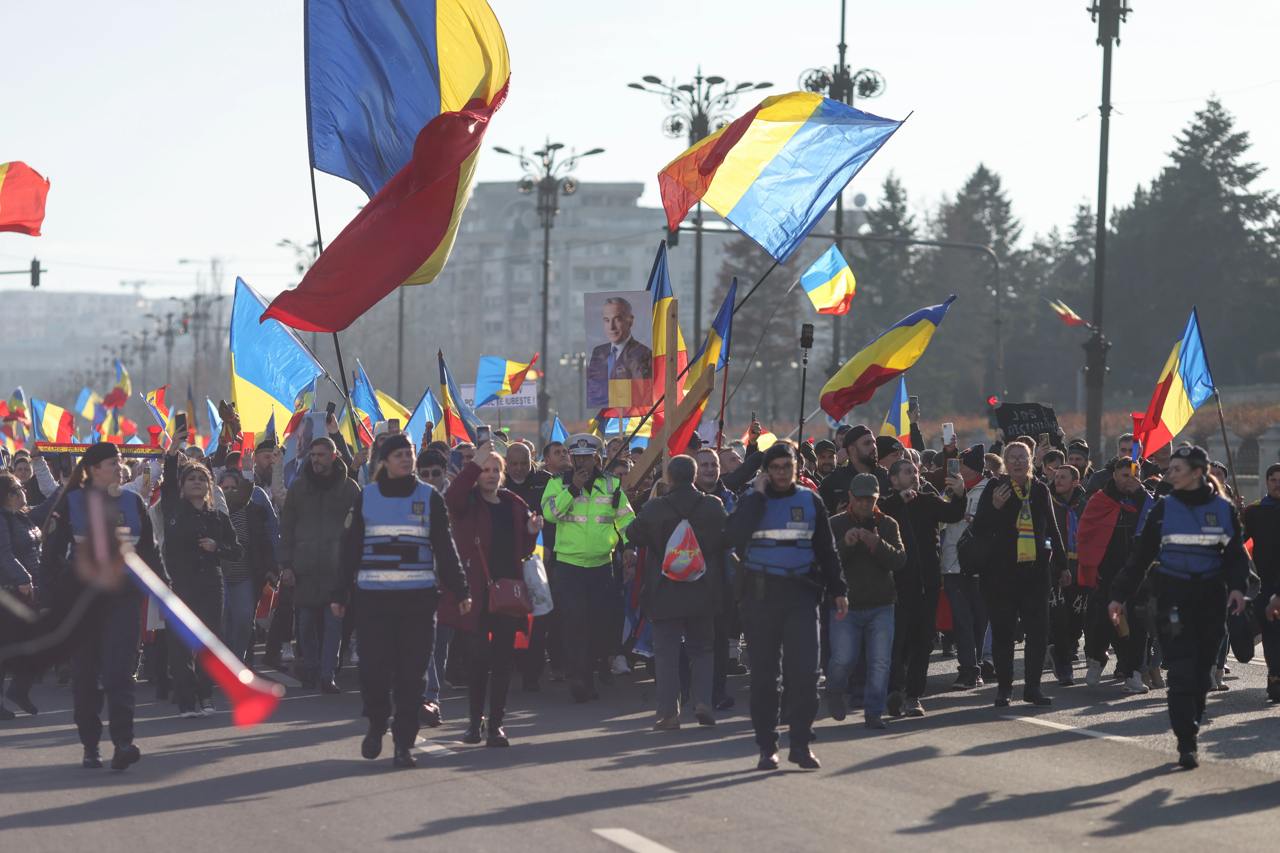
[419,468,445,478]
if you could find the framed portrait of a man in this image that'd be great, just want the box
[583,291,653,410]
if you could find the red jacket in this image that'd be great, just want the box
[438,461,537,634]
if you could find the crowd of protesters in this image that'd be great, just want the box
[1,402,1278,774]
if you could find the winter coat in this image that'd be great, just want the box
[879,489,966,596]
[161,452,242,592]
[970,475,1068,580]
[625,482,728,621]
[0,493,56,590]
[439,461,535,633]
[829,508,906,609]
[279,457,361,608]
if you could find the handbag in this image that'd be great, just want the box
[475,538,532,618]
[522,553,554,616]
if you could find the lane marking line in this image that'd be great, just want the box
[1001,714,1133,743]
[414,736,456,757]
[593,828,679,853]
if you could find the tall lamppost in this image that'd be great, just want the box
[801,0,885,375]
[1084,0,1131,462]
[493,141,604,438]
[628,70,772,335]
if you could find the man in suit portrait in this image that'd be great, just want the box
[586,296,653,408]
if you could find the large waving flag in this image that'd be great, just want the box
[0,161,50,236]
[30,399,74,443]
[667,278,737,455]
[438,351,484,443]
[643,243,687,431]
[820,296,956,420]
[406,386,446,447]
[351,360,384,441]
[103,360,131,409]
[659,93,904,262]
[1133,308,1216,458]
[263,0,511,332]
[230,278,326,434]
[474,353,538,408]
[800,244,856,315]
[879,376,912,448]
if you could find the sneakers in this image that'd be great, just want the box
[1122,672,1150,694]
[694,704,716,727]
[1210,668,1229,692]
[903,697,925,717]
[886,690,904,718]
[1148,667,1166,690]
[610,655,631,675]
[980,660,996,683]
[420,702,443,728]
[201,699,215,713]
[110,743,141,771]
[179,706,205,719]
[280,646,296,663]
[4,686,37,715]
[827,690,848,722]
[82,746,103,769]
[1085,660,1103,687]
[865,715,886,730]
[653,715,681,731]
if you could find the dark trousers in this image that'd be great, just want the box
[889,586,938,699]
[169,577,223,710]
[356,591,436,749]
[944,573,988,672]
[1049,583,1087,667]
[468,613,519,725]
[554,562,616,688]
[1084,579,1147,675]
[983,567,1050,697]
[266,583,295,655]
[521,609,564,683]
[1157,580,1227,753]
[711,603,739,701]
[72,591,141,749]
[739,579,821,751]
[1260,593,1280,679]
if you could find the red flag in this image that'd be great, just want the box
[0,162,50,236]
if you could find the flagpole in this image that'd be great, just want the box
[714,320,734,450]
[1193,306,1244,501]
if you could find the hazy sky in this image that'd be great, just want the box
[4,1,1278,299]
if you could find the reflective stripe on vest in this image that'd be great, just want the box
[1155,493,1234,581]
[358,481,436,590]
[743,490,817,577]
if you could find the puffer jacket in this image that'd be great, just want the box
[279,457,361,608]
[625,483,728,621]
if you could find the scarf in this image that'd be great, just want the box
[1012,478,1036,564]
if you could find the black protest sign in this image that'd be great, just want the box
[995,403,1060,440]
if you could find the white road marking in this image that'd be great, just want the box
[1001,714,1133,744]
[592,828,679,853]
[414,736,456,757]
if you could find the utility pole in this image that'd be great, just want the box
[802,0,886,376]
[1084,0,1131,462]
[628,71,772,336]
[493,140,604,439]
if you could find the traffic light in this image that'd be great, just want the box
[986,394,1000,428]
[30,258,40,289]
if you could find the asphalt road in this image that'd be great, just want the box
[2,645,1277,852]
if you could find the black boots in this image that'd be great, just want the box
[392,746,416,768]
[110,743,141,771]
[362,722,385,759]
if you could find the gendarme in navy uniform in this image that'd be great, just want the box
[1109,445,1249,770]
[726,441,847,772]
[335,434,469,769]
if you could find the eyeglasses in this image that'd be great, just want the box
[419,468,445,478]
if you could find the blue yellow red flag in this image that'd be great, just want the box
[351,360,384,440]
[879,376,912,448]
[103,360,131,409]
[30,399,74,443]
[74,388,103,421]
[474,353,538,409]
[800,244,856,315]
[820,296,956,421]
[438,351,483,443]
[144,386,174,433]
[660,92,905,262]
[230,278,325,434]
[1133,308,1215,458]
[406,387,446,447]
[667,278,737,454]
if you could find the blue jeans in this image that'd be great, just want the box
[221,580,257,663]
[827,605,894,718]
[424,622,454,703]
[297,605,342,681]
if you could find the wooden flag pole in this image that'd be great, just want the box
[657,298,681,454]
[625,367,715,491]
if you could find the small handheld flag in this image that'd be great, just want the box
[550,416,568,444]
[879,376,912,448]
[800,244,856,315]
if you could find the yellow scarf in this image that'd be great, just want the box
[1012,479,1036,563]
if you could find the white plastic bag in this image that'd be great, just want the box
[523,553,554,616]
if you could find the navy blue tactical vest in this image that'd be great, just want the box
[357,482,436,591]
[743,489,818,577]
[1155,492,1234,581]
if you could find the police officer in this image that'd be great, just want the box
[1108,445,1249,769]
[726,442,848,771]
[46,442,163,771]
[333,434,470,769]
[541,434,636,703]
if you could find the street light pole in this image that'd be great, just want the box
[493,141,604,440]
[628,70,772,335]
[802,0,886,376]
[1084,1,1131,462]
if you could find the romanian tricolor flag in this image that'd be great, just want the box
[74,388,103,422]
[144,385,175,433]
[0,161,50,236]
[406,386,446,447]
[1133,308,1216,458]
[103,360,131,409]
[1048,298,1088,328]
[438,351,483,443]
[667,278,737,455]
[649,243,687,431]
[30,399,75,443]
[659,92,904,262]
[262,0,510,332]
[800,244,856,316]
[282,379,316,438]
[231,278,325,434]
[879,376,912,449]
[474,353,538,408]
[820,296,956,421]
